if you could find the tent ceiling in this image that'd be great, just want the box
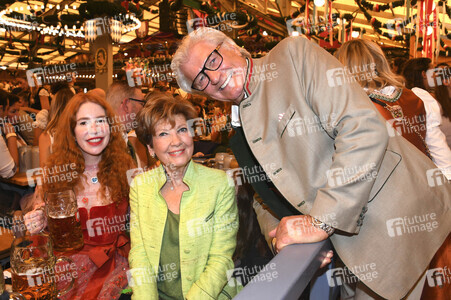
[0,0,449,70]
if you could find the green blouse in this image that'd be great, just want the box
[157,210,183,299]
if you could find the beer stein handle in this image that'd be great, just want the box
[55,257,75,298]
[8,292,26,300]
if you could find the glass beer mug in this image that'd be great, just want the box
[44,190,84,252]
[1,264,25,299]
[10,234,74,300]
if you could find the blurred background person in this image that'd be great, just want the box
[391,57,407,75]
[13,90,36,145]
[129,94,239,299]
[402,58,451,179]
[29,75,50,113]
[432,63,451,148]
[0,90,19,178]
[106,81,151,168]
[38,87,75,166]
[11,76,29,95]
[402,58,435,93]
[336,40,451,180]
[24,93,135,299]
[32,82,71,146]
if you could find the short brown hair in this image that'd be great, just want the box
[135,93,197,147]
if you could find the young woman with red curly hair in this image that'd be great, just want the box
[24,93,135,299]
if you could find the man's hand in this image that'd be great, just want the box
[269,215,329,253]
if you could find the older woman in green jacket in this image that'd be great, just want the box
[128,93,239,299]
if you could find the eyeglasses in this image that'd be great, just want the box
[191,43,224,91]
[129,97,146,106]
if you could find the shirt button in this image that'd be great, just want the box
[187,276,193,281]
[184,249,190,254]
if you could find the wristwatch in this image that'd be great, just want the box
[311,217,335,236]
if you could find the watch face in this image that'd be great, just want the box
[311,217,322,225]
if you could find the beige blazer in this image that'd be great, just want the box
[239,36,450,299]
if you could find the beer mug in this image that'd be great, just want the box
[1,264,25,299]
[10,234,74,300]
[30,147,39,170]
[44,190,84,252]
[18,146,32,173]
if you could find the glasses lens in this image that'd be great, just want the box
[193,73,209,91]
[205,52,222,71]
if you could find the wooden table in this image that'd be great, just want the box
[0,227,14,260]
[0,172,36,187]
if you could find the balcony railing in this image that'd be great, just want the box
[234,239,334,300]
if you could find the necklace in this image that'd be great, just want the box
[368,87,402,103]
[85,165,99,184]
[166,176,174,190]
[163,167,175,191]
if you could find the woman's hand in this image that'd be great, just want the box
[23,207,47,234]
[320,250,334,268]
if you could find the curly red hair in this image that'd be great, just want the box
[43,93,135,204]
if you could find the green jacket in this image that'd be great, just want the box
[129,161,241,299]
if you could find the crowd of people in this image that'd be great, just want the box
[0,28,449,300]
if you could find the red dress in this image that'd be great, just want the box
[57,200,130,300]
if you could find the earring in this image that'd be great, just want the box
[151,153,155,158]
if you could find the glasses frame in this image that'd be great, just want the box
[191,43,224,91]
[128,97,146,106]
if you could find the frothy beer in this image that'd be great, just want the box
[47,212,83,252]
[12,270,56,300]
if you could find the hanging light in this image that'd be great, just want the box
[110,19,123,43]
[351,31,360,38]
[314,0,325,7]
[84,19,97,42]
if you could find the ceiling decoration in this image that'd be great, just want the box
[0,0,448,71]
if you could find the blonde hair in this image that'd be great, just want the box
[335,39,405,92]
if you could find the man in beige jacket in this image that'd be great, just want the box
[171,28,450,299]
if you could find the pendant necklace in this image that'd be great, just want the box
[164,168,175,190]
[86,165,99,184]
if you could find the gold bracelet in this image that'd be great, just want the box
[5,132,17,139]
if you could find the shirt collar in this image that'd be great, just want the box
[231,58,252,128]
